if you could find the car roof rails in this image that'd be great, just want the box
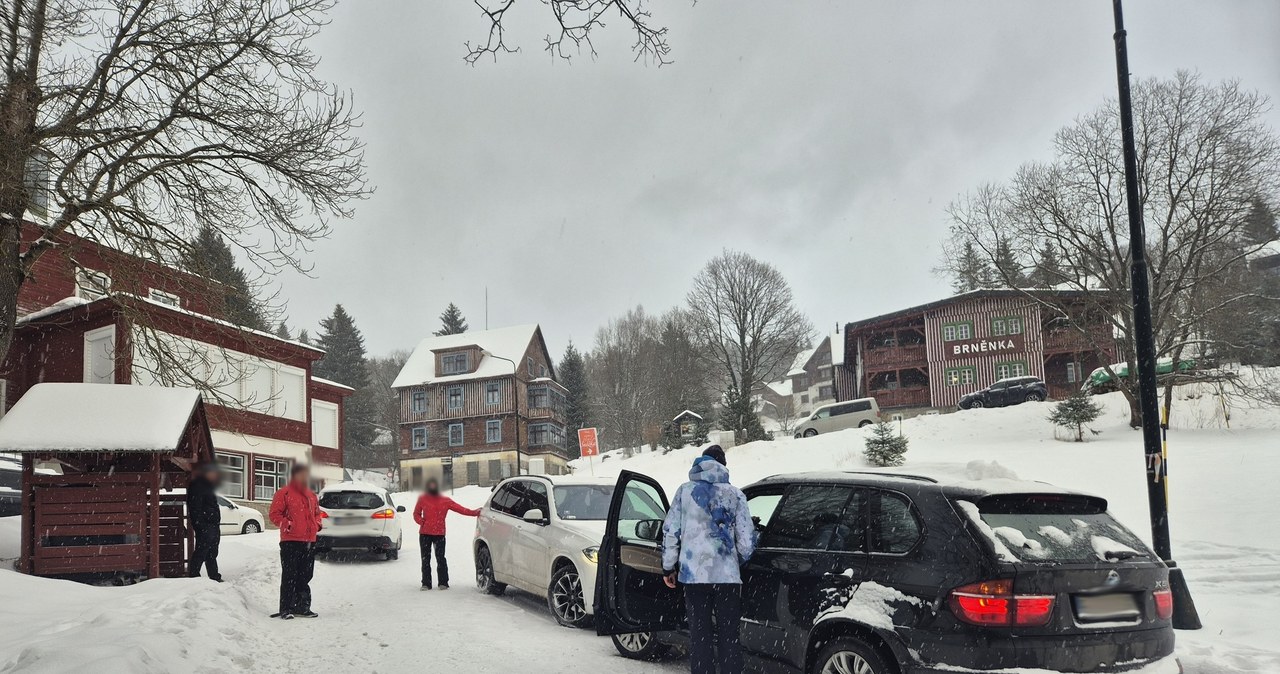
[843,471,939,483]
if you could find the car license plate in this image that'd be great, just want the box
[333,517,363,526]
[1073,593,1140,622]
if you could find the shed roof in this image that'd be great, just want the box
[0,383,202,453]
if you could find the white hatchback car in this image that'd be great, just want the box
[216,495,265,535]
[474,475,665,628]
[315,482,405,560]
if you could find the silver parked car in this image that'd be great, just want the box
[794,398,881,437]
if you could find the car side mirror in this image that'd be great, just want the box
[522,508,546,524]
[396,505,406,513]
[634,519,663,542]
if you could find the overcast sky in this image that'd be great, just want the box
[278,0,1280,358]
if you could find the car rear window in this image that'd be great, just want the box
[319,491,384,510]
[958,494,1153,564]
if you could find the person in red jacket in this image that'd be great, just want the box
[413,477,480,590]
[268,464,322,619]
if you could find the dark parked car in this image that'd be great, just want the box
[959,376,1048,409]
[595,470,1175,673]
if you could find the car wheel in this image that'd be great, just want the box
[242,520,261,535]
[803,428,819,438]
[1025,391,1044,402]
[969,399,984,409]
[858,420,874,428]
[812,636,891,674]
[548,564,592,628]
[611,632,664,660]
[385,548,398,561]
[475,545,506,596]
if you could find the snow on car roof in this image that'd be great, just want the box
[392,324,541,388]
[0,383,201,453]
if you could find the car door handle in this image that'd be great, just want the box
[823,571,857,586]
[771,557,812,573]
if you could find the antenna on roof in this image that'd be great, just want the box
[485,286,489,330]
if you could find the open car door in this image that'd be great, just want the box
[594,470,687,636]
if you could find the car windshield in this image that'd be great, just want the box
[319,491,384,510]
[553,485,615,520]
[960,495,1154,564]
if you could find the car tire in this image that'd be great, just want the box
[1025,392,1045,402]
[241,520,261,535]
[969,399,984,409]
[475,544,506,596]
[858,420,874,428]
[811,636,892,674]
[548,564,592,628]
[611,632,665,660]
[385,548,398,561]
[803,428,819,438]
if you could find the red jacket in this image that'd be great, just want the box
[269,482,322,543]
[413,493,480,536]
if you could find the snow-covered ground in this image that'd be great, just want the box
[0,381,1276,673]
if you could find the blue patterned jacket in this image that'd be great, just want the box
[661,457,757,584]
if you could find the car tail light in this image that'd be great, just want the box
[949,580,1055,627]
[371,508,397,519]
[1153,589,1174,620]
[319,511,329,518]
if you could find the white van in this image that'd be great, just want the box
[793,398,880,437]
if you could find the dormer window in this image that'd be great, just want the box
[75,269,111,301]
[441,352,470,375]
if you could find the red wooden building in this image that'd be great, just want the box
[0,383,214,579]
[1,225,350,510]
[840,290,1115,411]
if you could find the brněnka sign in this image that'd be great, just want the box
[943,333,1026,360]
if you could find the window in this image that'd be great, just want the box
[448,423,464,446]
[75,269,111,300]
[523,480,549,517]
[312,400,339,449]
[944,367,975,387]
[216,452,245,499]
[441,352,470,375]
[411,390,427,413]
[253,457,287,500]
[539,365,548,378]
[991,316,1024,336]
[319,491,385,510]
[488,459,502,482]
[412,426,427,450]
[941,321,972,342]
[486,419,502,444]
[757,485,857,550]
[527,357,535,376]
[1066,362,1080,383]
[818,385,834,399]
[870,491,921,554]
[485,382,502,405]
[147,288,181,307]
[996,361,1028,379]
[466,461,480,485]
[747,492,785,529]
[529,423,565,448]
[830,489,868,552]
[83,325,116,384]
[490,482,525,515]
[0,379,7,419]
[447,385,463,410]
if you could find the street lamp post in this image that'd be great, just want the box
[483,351,522,477]
[1110,0,1200,629]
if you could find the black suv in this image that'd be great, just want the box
[959,376,1048,409]
[595,470,1175,673]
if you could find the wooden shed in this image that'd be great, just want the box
[0,383,214,579]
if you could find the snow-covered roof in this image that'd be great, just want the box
[786,348,816,377]
[766,380,793,397]
[392,324,541,389]
[16,296,89,325]
[673,410,703,421]
[0,383,202,453]
[310,376,355,392]
[830,330,845,366]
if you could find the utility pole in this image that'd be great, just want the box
[1110,0,1200,630]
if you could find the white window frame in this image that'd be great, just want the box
[216,452,246,499]
[147,288,181,307]
[311,399,339,449]
[1066,362,1080,383]
[83,325,117,384]
[254,457,288,500]
[75,268,111,301]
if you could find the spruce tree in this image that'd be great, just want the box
[558,341,590,457]
[1048,390,1104,442]
[1029,241,1064,288]
[720,382,767,443]
[182,224,267,330]
[314,305,378,454]
[434,303,469,336]
[863,421,908,467]
[953,241,993,293]
[992,239,1026,287]
[274,321,291,340]
[297,329,311,345]
[1241,197,1278,246]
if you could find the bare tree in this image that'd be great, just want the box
[686,250,813,441]
[1,0,369,370]
[586,305,661,453]
[941,73,1280,425]
[465,0,673,65]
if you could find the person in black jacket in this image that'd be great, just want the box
[187,463,224,581]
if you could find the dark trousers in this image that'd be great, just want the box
[189,524,221,580]
[279,541,316,614]
[684,583,743,674]
[419,534,448,587]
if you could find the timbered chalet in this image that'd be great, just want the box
[393,324,569,489]
[1,226,351,511]
[840,290,1116,412]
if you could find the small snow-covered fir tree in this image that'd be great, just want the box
[1048,391,1104,442]
[864,421,908,467]
[434,303,469,336]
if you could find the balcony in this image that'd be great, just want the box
[864,344,927,370]
[1043,328,1110,353]
[527,405,566,422]
[870,387,930,409]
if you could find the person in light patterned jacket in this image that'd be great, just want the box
[661,446,757,674]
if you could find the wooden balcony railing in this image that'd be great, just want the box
[864,344,927,370]
[869,387,931,409]
[1042,329,1109,353]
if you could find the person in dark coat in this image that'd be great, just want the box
[187,463,224,581]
